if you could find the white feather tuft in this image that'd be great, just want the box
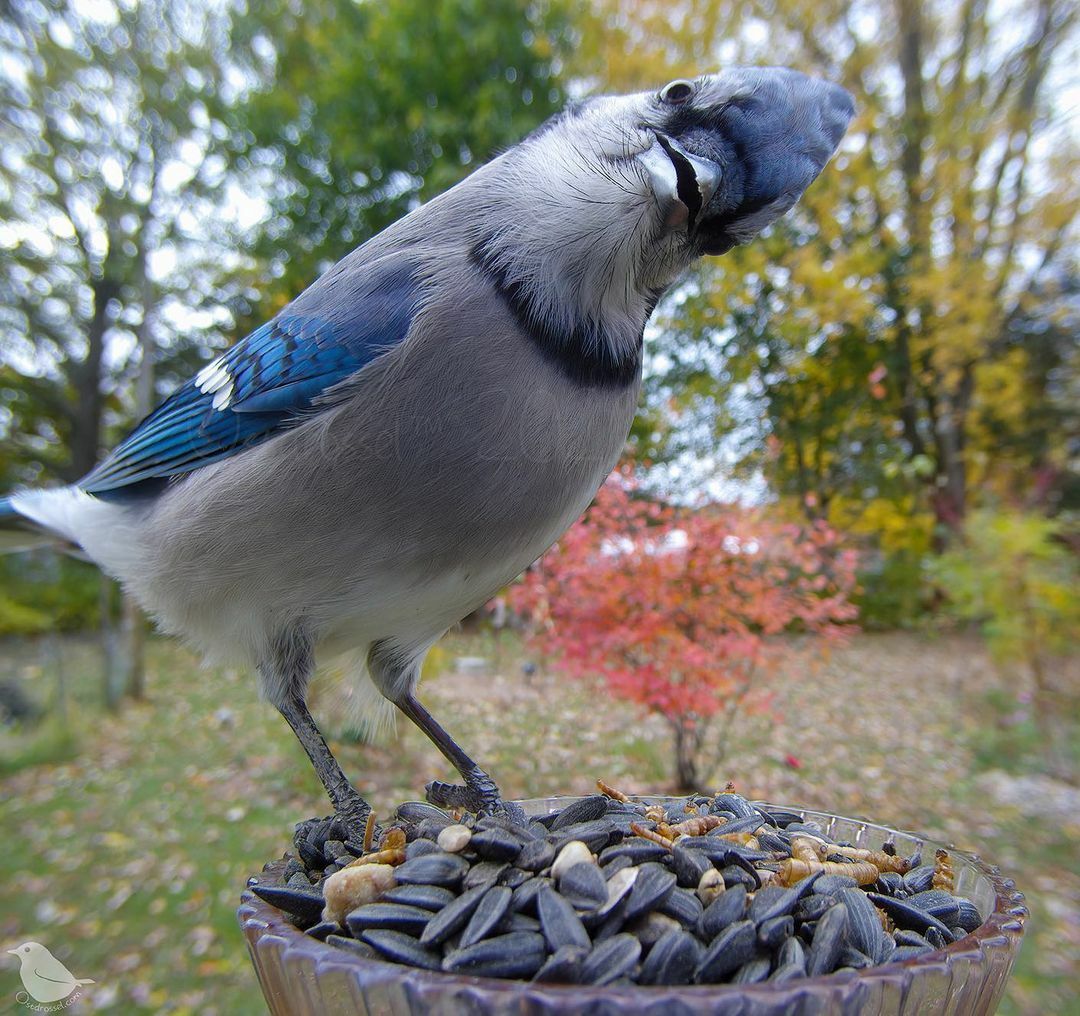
[9,487,146,580]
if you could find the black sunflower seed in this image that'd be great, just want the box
[601,854,633,879]
[892,944,935,961]
[639,928,702,986]
[627,911,681,948]
[442,931,547,978]
[419,884,487,946]
[757,914,794,950]
[598,842,670,866]
[550,819,618,852]
[659,886,703,928]
[458,885,513,948]
[838,945,874,969]
[595,866,638,918]
[732,955,772,984]
[760,807,804,828]
[839,886,886,962]
[580,933,642,986]
[925,925,949,949]
[532,944,589,984]
[748,885,799,924]
[902,865,937,894]
[464,860,509,891]
[906,889,961,925]
[694,920,757,983]
[623,862,677,922]
[671,845,712,888]
[559,862,609,911]
[713,794,759,820]
[720,864,760,891]
[806,902,849,977]
[404,838,442,860]
[537,885,591,951]
[322,839,349,862]
[471,827,524,863]
[345,903,431,937]
[476,813,535,839]
[758,831,790,852]
[551,795,609,830]
[895,928,933,949]
[510,876,548,915]
[325,934,377,958]
[777,934,806,970]
[394,801,454,828]
[507,912,540,933]
[381,884,456,911]
[394,852,469,888]
[794,893,836,923]
[361,929,442,970]
[769,962,806,982]
[876,872,904,895]
[251,884,325,925]
[415,818,453,842]
[515,838,556,873]
[697,884,748,939]
[814,874,859,895]
[953,897,982,933]
[499,867,530,890]
[867,892,954,940]
[304,920,338,941]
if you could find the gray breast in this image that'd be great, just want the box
[138,265,640,654]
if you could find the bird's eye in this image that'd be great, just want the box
[659,79,695,106]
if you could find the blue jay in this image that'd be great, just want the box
[1,69,853,835]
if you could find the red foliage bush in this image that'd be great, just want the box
[512,475,859,789]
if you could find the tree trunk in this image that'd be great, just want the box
[120,594,147,700]
[65,277,117,481]
[672,719,700,793]
[99,576,123,711]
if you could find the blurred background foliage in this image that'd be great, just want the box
[2,0,1075,640]
[0,2,1077,1012]
[0,0,1075,703]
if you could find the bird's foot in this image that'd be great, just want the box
[336,798,380,848]
[426,766,526,824]
[293,797,379,862]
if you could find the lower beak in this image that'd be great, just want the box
[639,132,722,233]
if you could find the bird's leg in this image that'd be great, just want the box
[397,693,525,822]
[277,692,373,840]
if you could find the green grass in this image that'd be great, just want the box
[0,631,1076,1013]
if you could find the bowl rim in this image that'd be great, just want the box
[238,797,1028,1000]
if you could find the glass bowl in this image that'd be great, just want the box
[237,798,1027,1015]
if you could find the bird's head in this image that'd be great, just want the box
[470,67,853,379]
[7,941,44,961]
[630,68,855,256]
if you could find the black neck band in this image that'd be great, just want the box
[470,242,643,389]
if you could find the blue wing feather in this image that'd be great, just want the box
[80,255,422,496]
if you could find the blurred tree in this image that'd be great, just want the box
[931,508,1079,774]
[0,0,258,696]
[0,0,254,486]
[512,475,859,790]
[232,0,574,315]
[577,0,1078,543]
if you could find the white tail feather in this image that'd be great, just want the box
[8,487,145,580]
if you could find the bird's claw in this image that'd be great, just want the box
[425,768,526,824]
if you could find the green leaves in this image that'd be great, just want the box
[233,0,574,310]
